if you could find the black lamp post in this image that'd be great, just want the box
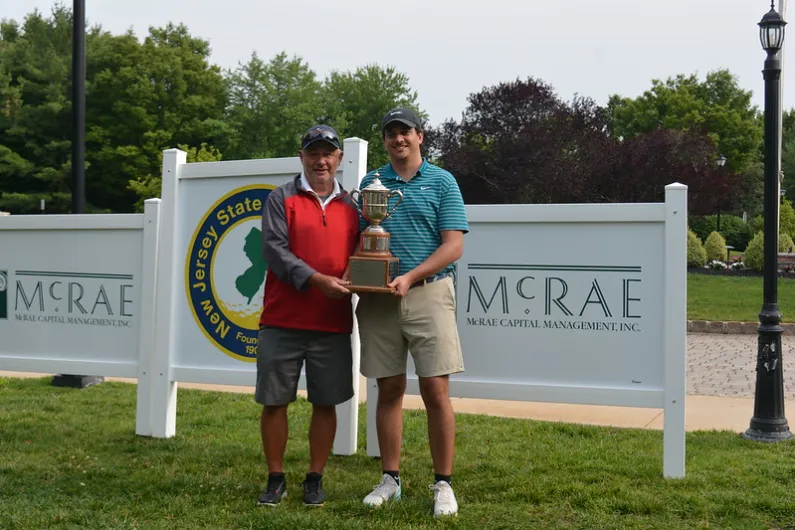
[52,0,103,390]
[744,1,792,443]
[716,154,727,233]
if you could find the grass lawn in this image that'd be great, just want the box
[688,273,795,322]
[2,378,795,529]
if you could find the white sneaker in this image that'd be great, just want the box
[363,473,401,507]
[430,480,458,518]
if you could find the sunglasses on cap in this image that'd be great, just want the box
[301,127,341,150]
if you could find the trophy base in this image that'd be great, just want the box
[347,255,400,293]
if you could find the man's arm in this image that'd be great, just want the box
[261,187,317,291]
[399,230,464,284]
[388,175,469,295]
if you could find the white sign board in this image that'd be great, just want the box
[366,186,688,478]
[456,214,663,404]
[0,207,160,378]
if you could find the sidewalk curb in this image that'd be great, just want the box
[687,320,795,335]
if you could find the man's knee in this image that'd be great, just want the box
[263,405,288,418]
[419,376,450,410]
[311,403,336,416]
[377,375,406,404]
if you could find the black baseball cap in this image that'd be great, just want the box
[381,107,422,133]
[301,125,342,150]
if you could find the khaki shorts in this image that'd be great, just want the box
[356,276,464,379]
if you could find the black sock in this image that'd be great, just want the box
[305,471,322,482]
[435,474,451,484]
[384,470,400,483]
[268,472,285,484]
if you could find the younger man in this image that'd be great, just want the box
[356,108,469,518]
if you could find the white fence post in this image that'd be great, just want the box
[663,182,688,478]
[148,149,186,438]
[135,198,162,436]
[333,137,368,455]
[366,378,380,457]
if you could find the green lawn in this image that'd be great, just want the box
[2,377,795,529]
[688,273,795,322]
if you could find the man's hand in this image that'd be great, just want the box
[387,275,413,297]
[309,273,351,299]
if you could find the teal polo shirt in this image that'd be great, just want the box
[358,159,469,277]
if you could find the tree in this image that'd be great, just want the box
[127,142,222,212]
[604,128,746,213]
[607,69,762,174]
[735,160,764,218]
[87,22,229,212]
[428,77,745,211]
[224,51,323,161]
[0,7,80,213]
[321,64,423,170]
[427,77,616,204]
[0,7,229,213]
[781,108,795,200]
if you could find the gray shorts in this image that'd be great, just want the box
[255,326,354,407]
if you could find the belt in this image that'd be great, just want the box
[409,272,451,290]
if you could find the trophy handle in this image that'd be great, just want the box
[349,189,362,213]
[386,190,403,219]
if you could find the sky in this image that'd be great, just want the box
[4,0,794,127]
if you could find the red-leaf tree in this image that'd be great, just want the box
[426,78,616,204]
[425,77,745,213]
[596,128,746,213]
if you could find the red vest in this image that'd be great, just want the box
[259,180,359,333]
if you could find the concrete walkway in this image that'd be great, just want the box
[3,333,795,434]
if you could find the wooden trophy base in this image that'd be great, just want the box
[347,255,400,293]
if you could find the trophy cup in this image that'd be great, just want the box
[347,173,404,293]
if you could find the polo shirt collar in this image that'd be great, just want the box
[382,159,429,181]
[299,172,342,208]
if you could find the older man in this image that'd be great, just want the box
[256,125,360,507]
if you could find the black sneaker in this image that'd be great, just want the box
[258,474,287,506]
[302,473,326,506]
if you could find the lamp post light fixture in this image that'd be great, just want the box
[744,1,792,442]
[716,154,727,232]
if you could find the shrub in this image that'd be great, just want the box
[688,215,752,251]
[782,199,795,240]
[704,231,728,262]
[750,215,764,235]
[688,216,716,242]
[687,229,707,268]
[743,232,795,272]
[783,232,795,254]
[718,215,753,251]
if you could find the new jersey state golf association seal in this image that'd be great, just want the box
[186,184,276,361]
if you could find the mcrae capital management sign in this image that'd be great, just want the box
[3,270,135,328]
[462,263,643,333]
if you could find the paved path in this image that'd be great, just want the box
[687,333,795,399]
